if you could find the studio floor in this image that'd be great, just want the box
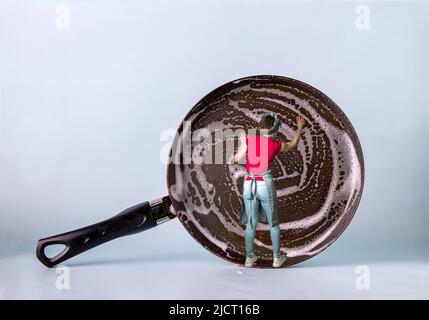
[1,250,428,299]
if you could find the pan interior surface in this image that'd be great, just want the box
[167,75,364,268]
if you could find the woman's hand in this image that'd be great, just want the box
[281,115,304,153]
[296,115,305,128]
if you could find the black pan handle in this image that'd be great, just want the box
[36,196,175,268]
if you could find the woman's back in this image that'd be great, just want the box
[246,135,282,177]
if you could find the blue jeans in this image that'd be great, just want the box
[243,179,281,257]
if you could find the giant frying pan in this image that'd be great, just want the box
[36,75,364,268]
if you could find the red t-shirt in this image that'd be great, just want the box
[245,135,282,180]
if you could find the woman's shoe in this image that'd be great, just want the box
[272,255,287,268]
[244,255,258,267]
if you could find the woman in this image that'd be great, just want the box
[233,113,304,267]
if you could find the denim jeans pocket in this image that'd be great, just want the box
[256,182,270,202]
[242,180,253,200]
